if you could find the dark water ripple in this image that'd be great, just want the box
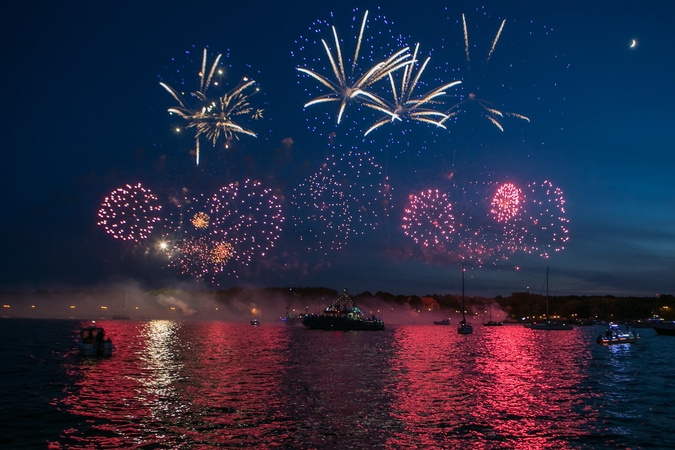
[1,319,674,449]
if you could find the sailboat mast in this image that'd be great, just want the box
[462,262,466,322]
[545,266,549,320]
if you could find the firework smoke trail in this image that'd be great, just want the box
[293,150,392,252]
[160,49,259,165]
[297,10,413,125]
[97,183,162,242]
[364,43,462,136]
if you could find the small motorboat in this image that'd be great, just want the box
[77,326,115,357]
[250,319,260,326]
[433,318,451,326]
[596,323,640,345]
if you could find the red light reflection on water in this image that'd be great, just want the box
[386,325,597,449]
[49,321,606,448]
[52,320,292,448]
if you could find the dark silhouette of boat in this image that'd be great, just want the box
[281,306,304,326]
[434,318,451,325]
[483,305,503,326]
[77,326,115,357]
[653,322,675,336]
[530,267,573,330]
[457,263,473,335]
[113,292,132,320]
[302,289,384,331]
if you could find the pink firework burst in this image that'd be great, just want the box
[515,180,570,258]
[97,183,162,242]
[402,189,456,248]
[490,182,522,223]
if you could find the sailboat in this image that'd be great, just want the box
[483,304,503,326]
[530,267,572,330]
[457,262,473,334]
[113,291,132,320]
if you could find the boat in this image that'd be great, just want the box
[434,318,451,325]
[77,326,115,357]
[457,263,473,335]
[281,306,304,326]
[113,292,131,320]
[530,267,573,331]
[629,315,664,328]
[653,322,675,336]
[250,319,260,326]
[483,305,503,326]
[596,323,640,344]
[302,289,384,331]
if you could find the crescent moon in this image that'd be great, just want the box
[630,39,637,48]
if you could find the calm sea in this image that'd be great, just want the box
[1,319,673,449]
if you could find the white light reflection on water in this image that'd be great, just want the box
[135,320,187,421]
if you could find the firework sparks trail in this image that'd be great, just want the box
[97,183,162,242]
[364,43,462,136]
[293,150,392,252]
[444,14,529,131]
[486,18,505,63]
[163,180,283,282]
[160,48,259,165]
[297,10,414,125]
[462,14,470,65]
[512,180,570,258]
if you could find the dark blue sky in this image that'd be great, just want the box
[2,0,675,297]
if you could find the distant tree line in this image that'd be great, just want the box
[212,287,675,321]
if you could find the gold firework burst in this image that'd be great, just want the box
[191,212,210,229]
[211,242,235,264]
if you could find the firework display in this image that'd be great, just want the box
[402,179,569,265]
[297,10,413,126]
[490,182,522,223]
[163,180,283,281]
[441,14,530,132]
[97,183,162,242]
[513,180,570,258]
[160,48,260,166]
[402,189,456,248]
[96,6,571,285]
[365,43,462,136]
[293,150,392,252]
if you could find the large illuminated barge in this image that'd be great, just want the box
[302,289,384,331]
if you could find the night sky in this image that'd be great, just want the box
[3,0,674,297]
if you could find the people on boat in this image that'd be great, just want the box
[596,323,639,344]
